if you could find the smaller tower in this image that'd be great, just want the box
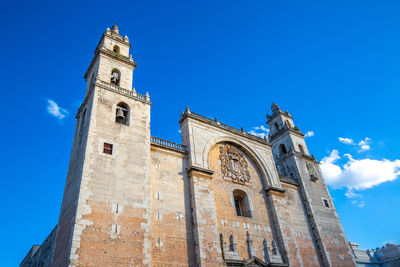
[267,103,356,267]
[267,103,309,177]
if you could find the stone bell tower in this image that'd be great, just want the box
[267,103,356,267]
[52,25,152,266]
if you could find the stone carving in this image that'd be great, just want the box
[98,96,113,111]
[307,162,318,181]
[219,145,251,184]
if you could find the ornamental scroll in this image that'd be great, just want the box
[219,145,251,184]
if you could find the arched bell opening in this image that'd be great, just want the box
[115,102,129,126]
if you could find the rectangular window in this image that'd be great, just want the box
[103,143,113,155]
[323,199,330,208]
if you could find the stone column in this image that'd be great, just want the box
[187,166,224,267]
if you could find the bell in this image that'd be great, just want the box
[116,108,125,122]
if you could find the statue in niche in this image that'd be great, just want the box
[219,144,251,184]
[111,71,120,84]
[307,162,318,181]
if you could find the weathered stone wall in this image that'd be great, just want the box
[150,146,194,266]
[294,156,356,266]
[271,182,321,266]
[65,86,151,266]
[209,143,275,262]
[52,88,94,267]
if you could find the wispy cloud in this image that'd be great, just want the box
[338,137,371,152]
[358,137,371,152]
[46,99,69,122]
[321,149,400,190]
[350,200,365,208]
[344,190,361,199]
[248,125,270,138]
[339,137,354,145]
[305,131,314,138]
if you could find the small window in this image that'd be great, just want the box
[279,144,287,155]
[323,199,330,208]
[116,102,129,125]
[274,122,279,132]
[233,189,251,218]
[113,45,120,53]
[103,143,113,155]
[285,120,291,127]
[229,235,236,251]
[299,144,305,154]
[111,69,121,86]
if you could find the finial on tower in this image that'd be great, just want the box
[271,102,281,113]
[111,25,119,35]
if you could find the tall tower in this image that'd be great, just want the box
[52,25,152,266]
[267,103,356,267]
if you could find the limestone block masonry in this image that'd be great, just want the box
[21,25,356,267]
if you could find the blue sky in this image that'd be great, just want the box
[1,1,400,265]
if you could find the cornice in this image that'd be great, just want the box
[84,47,137,79]
[179,110,271,147]
[264,185,286,196]
[266,110,292,123]
[269,125,305,143]
[94,79,151,104]
[187,166,214,179]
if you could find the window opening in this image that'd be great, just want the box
[323,199,330,208]
[299,144,305,154]
[111,69,120,85]
[279,144,287,155]
[233,189,251,218]
[103,143,113,155]
[116,102,129,125]
[274,122,279,132]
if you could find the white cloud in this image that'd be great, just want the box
[305,131,314,138]
[338,137,354,145]
[178,129,181,133]
[46,99,69,121]
[338,137,372,152]
[344,190,361,199]
[321,150,400,190]
[358,137,371,152]
[249,125,270,138]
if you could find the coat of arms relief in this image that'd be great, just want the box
[219,145,251,184]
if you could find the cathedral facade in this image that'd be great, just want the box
[21,26,356,267]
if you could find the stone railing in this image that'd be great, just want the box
[95,80,150,103]
[151,136,187,153]
[180,109,269,145]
